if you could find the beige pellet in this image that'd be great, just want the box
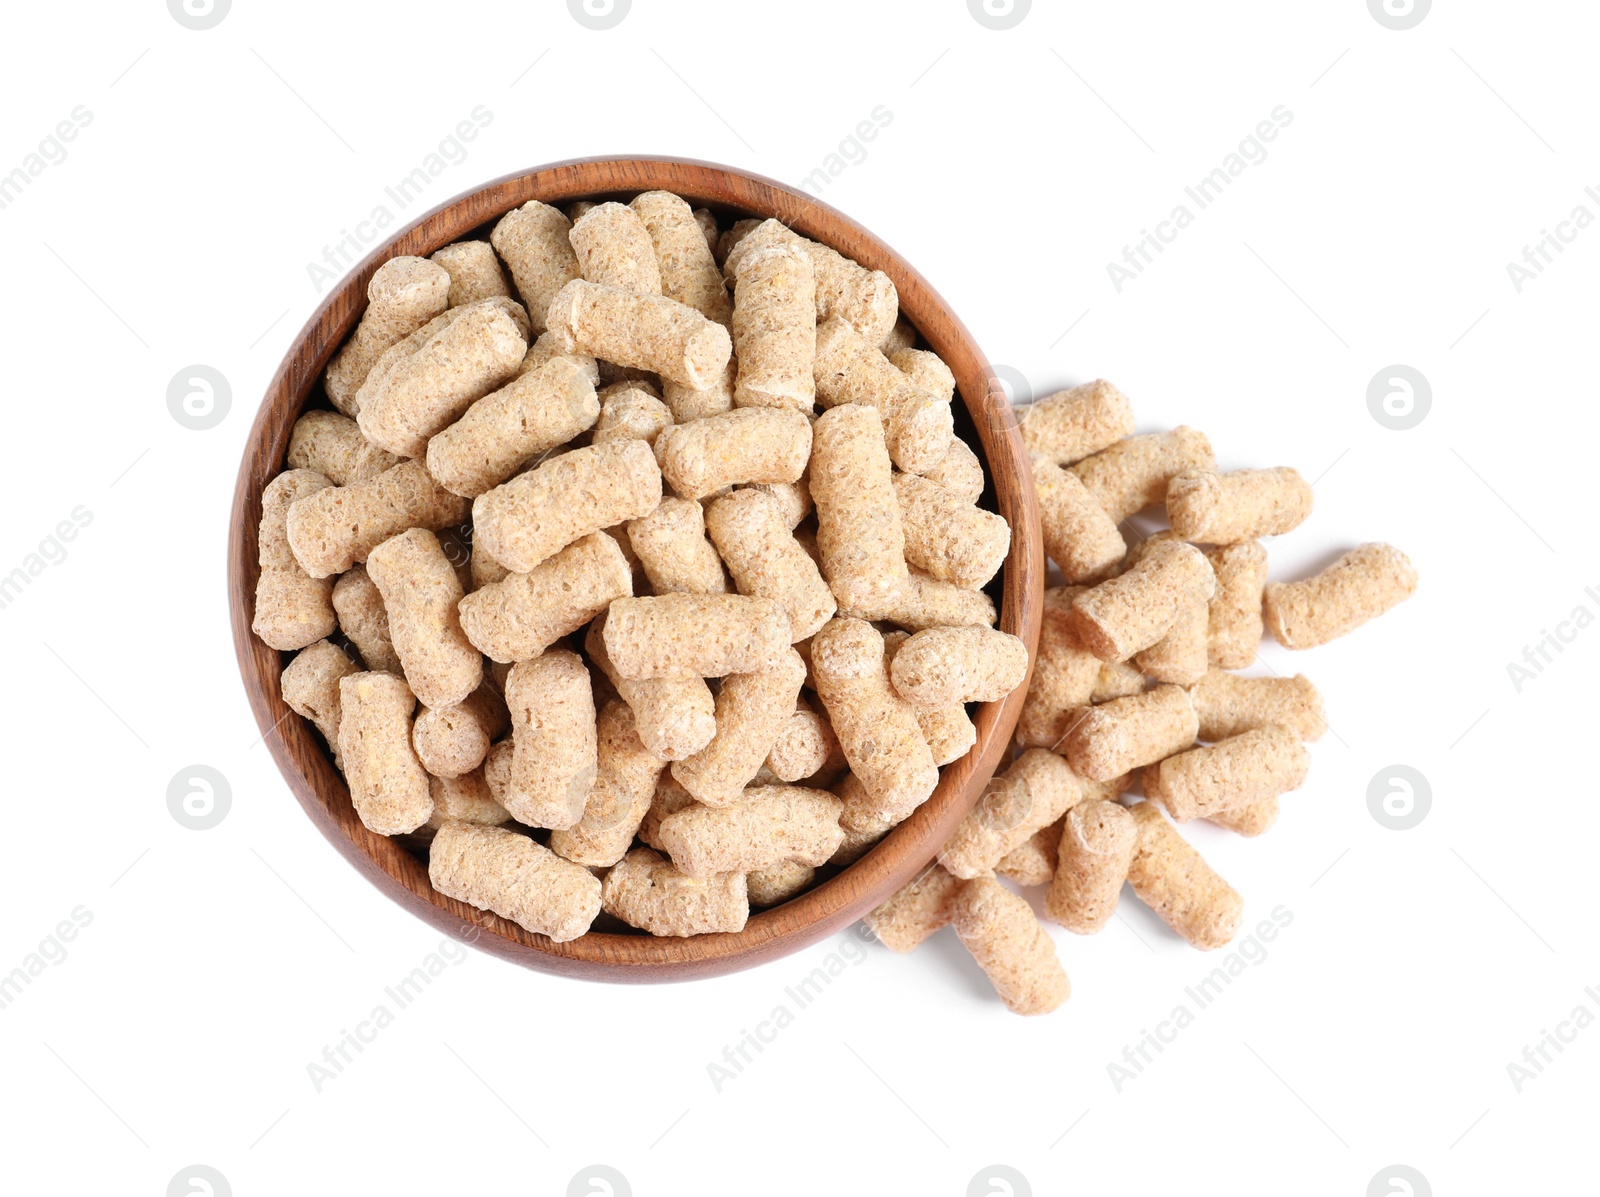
[637,774,698,852]
[746,478,812,529]
[921,437,985,505]
[253,470,337,651]
[631,191,732,325]
[1093,659,1146,703]
[1207,794,1280,837]
[810,403,909,617]
[658,784,843,877]
[490,201,580,335]
[813,317,953,474]
[1069,539,1215,662]
[831,772,893,866]
[601,846,748,937]
[330,566,399,673]
[692,207,719,254]
[355,299,528,457]
[482,738,513,803]
[501,650,596,830]
[705,488,835,641]
[364,529,481,709]
[546,279,732,390]
[857,567,996,631]
[471,437,661,574]
[425,357,600,498]
[715,218,761,269]
[1264,542,1418,649]
[889,348,955,403]
[661,359,736,423]
[731,242,817,411]
[1033,456,1124,584]
[585,612,716,761]
[881,631,978,766]
[287,410,400,487]
[429,820,600,942]
[1189,668,1326,742]
[670,649,806,807]
[594,383,674,446]
[626,497,727,595]
[811,618,938,823]
[764,697,842,783]
[863,863,961,952]
[337,672,434,835]
[1018,380,1136,467]
[880,315,917,356]
[888,625,1028,710]
[549,700,668,868]
[893,473,1010,590]
[996,820,1061,887]
[1062,683,1197,782]
[1017,587,1099,750]
[654,406,811,501]
[1125,801,1242,950]
[1135,601,1210,686]
[1146,725,1310,822]
[602,593,791,680]
[1070,426,1215,522]
[940,748,1086,879]
[286,459,470,579]
[1168,467,1313,544]
[519,330,600,385]
[952,876,1070,1016]
[569,202,663,294]
[281,640,358,764]
[470,536,509,591]
[426,768,510,829]
[430,240,511,307]
[723,219,899,346]
[412,685,509,780]
[1045,799,1137,934]
[1205,541,1268,668]
[324,256,452,415]
[459,531,632,663]
[747,861,816,908]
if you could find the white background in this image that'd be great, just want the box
[1,1,1594,1194]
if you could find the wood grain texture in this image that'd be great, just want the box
[228,157,1043,982]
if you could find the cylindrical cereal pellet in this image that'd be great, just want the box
[482,738,513,805]
[471,437,661,574]
[412,685,509,780]
[601,846,748,937]
[723,219,899,346]
[1016,586,1100,751]
[1205,541,1268,668]
[716,218,761,268]
[331,566,400,674]
[458,531,632,663]
[285,460,470,579]
[880,315,916,356]
[939,748,1089,879]
[1062,683,1198,782]
[830,772,893,866]
[594,383,673,446]
[546,279,732,389]
[810,404,909,618]
[882,631,978,766]
[490,201,580,335]
[654,406,812,500]
[502,649,596,830]
[430,240,511,307]
[549,700,668,868]
[1189,668,1326,742]
[671,650,807,807]
[337,672,434,835]
[952,876,1070,1016]
[630,191,732,325]
[888,348,955,403]
[661,359,736,424]
[626,497,728,595]
[1070,426,1215,523]
[887,625,1029,710]
[813,316,952,474]
[863,863,961,952]
[810,618,939,823]
[747,861,816,908]
[287,410,400,487]
[253,470,337,651]
[764,698,842,783]
[692,207,719,255]
[324,256,452,415]
[1264,542,1418,649]
[637,774,698,852]
[1045,799,1137,934]
[429,820,600,942]
[1032,456,1125,584]
[1167,467,1313,544]
[519,330,599,384]
[569,202,663,294]
[1068,539,1216,662]
[602,593,791,679]
[584,613,716,761]
[364,529,482,710]
[1093,659,1146,703]
[426,768,510,829]
[997,821,1062,887]
[1207,793,1280,837]
[1125,801,1243,950]
[1018,379,1136,467]
[731,243,817,411]
[1134,601,1209,686]
[893,473,1011,590]
[281,640,358,765]
[1145,725,1310,822]
[657,784,844,877]
[862,568,995,630]
[746,478,812,529]
[704,488,835,641]
[921,437,985,505]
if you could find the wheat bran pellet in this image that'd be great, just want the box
[747,861,817,908]
[661,359,737,424]
[813,317,953,474]
[1045,798,1137,933]
[671,649,807,807]
[764,697,842,783]
[585,612,717,761]
[889,348,955,403]
[281,640,358,765]
[654,406,812,500]
[425,768,510,829]
[1188,668,1326,742]
[921,437,985,505]
[657,783,843,877]
[502,649,596,830]
[863,863,962,952]
[637,774,698,852]
[745,478,812,529]
[338,672,434,835]
[324,256,452,415]
[1016,586,1100,750]
[287,410,400,487]
[549,700,668,868]
[1033,456,1125,584]
[894,473,1010,590]
[569,202,663,294]
[810,403,909,617]
[601,846,748,936]
[490,201,580,335]
[594,383,674,446]
[1204,541,1268,668]
[1134,601,1210,686]
[253,469,338,651]
[546,279,732,389]
[732,242,817,411]
[881,631,977,767]
[602,593,791,680]
[722,218,899,346]
[365,528,482,709]
[852,567,996,631]
[1062,683,1197,782]
[704,488,835,641]
[458,531,632,663]
[1069,539,1215,662]
[952,876,1070,1015]
[1092,659,1146,703]
[625,497,727,595]
[1070,426,1215,523]
[996,819,1062,887]
[1125,801,1242,950]
[430,240,511,307]
[429,820,601,942]
[285,460,469,579]
[887,625,1028,710]
[330,566,399,673]
[1206,794,1280,837]
[939,748,1087,879]
[830,772,893,866]
[1167,467,1314,544]
[412,685,509,780]
[1018,380,1136,467]
[1264,542,1418,649]
[631,191,732,325]
[1145,725,1310,822]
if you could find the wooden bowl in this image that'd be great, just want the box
[229,157,1043,981]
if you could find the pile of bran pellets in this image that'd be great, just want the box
[863,382,1418,1014]
[251,191,1034,944]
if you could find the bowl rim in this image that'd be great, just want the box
[228,155,1043,982]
